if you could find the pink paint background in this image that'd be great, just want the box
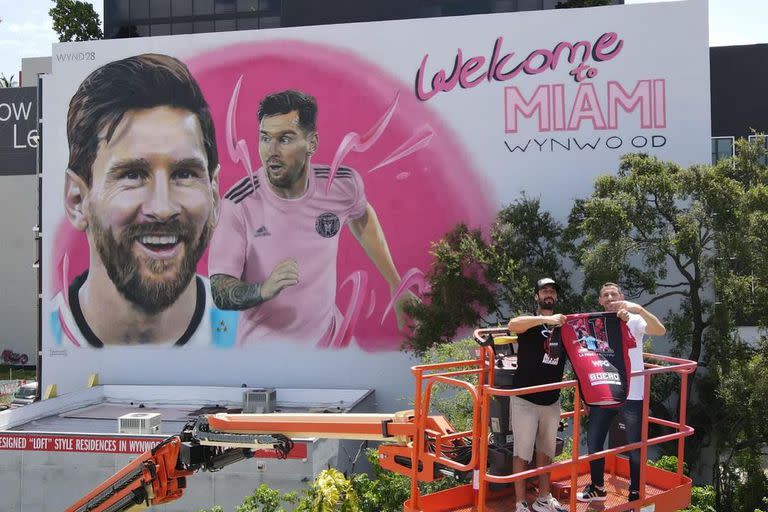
[51,40,495,351]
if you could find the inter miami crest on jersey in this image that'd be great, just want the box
[316,212,341,238]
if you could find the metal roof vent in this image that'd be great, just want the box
[118,412,162,434]
[243,388,276,414]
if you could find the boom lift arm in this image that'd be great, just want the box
[67,328,697,512]
[66,411,465,512]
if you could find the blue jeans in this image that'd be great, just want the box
[587,400,643,493]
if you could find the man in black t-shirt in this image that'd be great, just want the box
[506,278,567,512]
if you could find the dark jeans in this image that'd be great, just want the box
[587,399,643,493]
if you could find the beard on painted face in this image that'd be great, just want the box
[89,213,213,315]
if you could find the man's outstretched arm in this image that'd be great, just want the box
[348,205,401,289]
[210,259,299,311]
[348,204,414,330]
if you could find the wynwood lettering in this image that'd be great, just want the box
[415,32,624,101]
[504,134,667,153]
[504,80,666,133]
[129,439,160,452]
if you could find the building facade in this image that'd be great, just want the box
[710,44,768,163]
[104,0,624,38]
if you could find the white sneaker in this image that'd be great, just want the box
[531,494,565,512]
[515,501,530,512]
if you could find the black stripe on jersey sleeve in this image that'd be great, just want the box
[225,176,260,202]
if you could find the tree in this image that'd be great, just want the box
[404,195,579,353]
[703,139,768,510]
[566,138,768,511]
[565,153,729,385]
[0,74,17,87]
[49,0,103,42]
[401,139,768,509]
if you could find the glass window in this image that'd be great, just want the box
[259,0,281,12]
[172,0,193,16]
[418,6,443,17]
[107,0,130,22]
[150,0,171,18]
[194,0,215,15]
[194,20,214,33]
[237,0,259,12]
[134,24,150,37]
[237,16,260,30]
[14,386,36,399]
[518,0,543,11]
[151,23,171,36]
[711,137,734,164]
[215,0,236,13]
[172,21,194,34]
[492,0,516,12]
[130,0,150,20]
[260,15,281,29]
[108,24,121,38]
[215,18,237,31]
[113,24,140,38]
[748,134,768,166]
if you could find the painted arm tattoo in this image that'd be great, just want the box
[210,274,264,311]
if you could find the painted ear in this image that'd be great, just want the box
[64,169,89,231]
[210,164,221,225]
[309,131,319,154]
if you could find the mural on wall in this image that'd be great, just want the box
[41,1,710,397]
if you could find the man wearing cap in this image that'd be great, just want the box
[506,278,568,512]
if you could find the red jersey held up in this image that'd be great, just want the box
[549,312,637,407]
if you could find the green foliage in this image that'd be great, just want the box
[198,470,358,512]
[648,456,716,512]
[686,485,716,512]
[418,338,479,431]
[0,365,36,381]
[351,449,462,512]
[49,0,103,42]
[564,138,768,511]
[553,436,573,463]
[201,449,464,512]
[403,225,498,352]
[405,196,579,353]
[0,74,17,87]
[234,484,299,512]
[648,454,688,475]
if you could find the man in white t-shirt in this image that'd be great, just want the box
[577,282,666,504]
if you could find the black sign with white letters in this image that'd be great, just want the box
[0,87,37,175]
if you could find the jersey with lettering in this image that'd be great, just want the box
[50,272,238,348]
[208,165,367,347]
[553,312,636,407]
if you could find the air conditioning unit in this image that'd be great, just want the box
[118,412,162,434]
[243,388,276,414]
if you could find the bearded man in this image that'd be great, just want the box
[55,53,229,347]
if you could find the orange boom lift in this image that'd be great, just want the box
[66,327,696,512]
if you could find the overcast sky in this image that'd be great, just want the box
[0,0,764,80]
